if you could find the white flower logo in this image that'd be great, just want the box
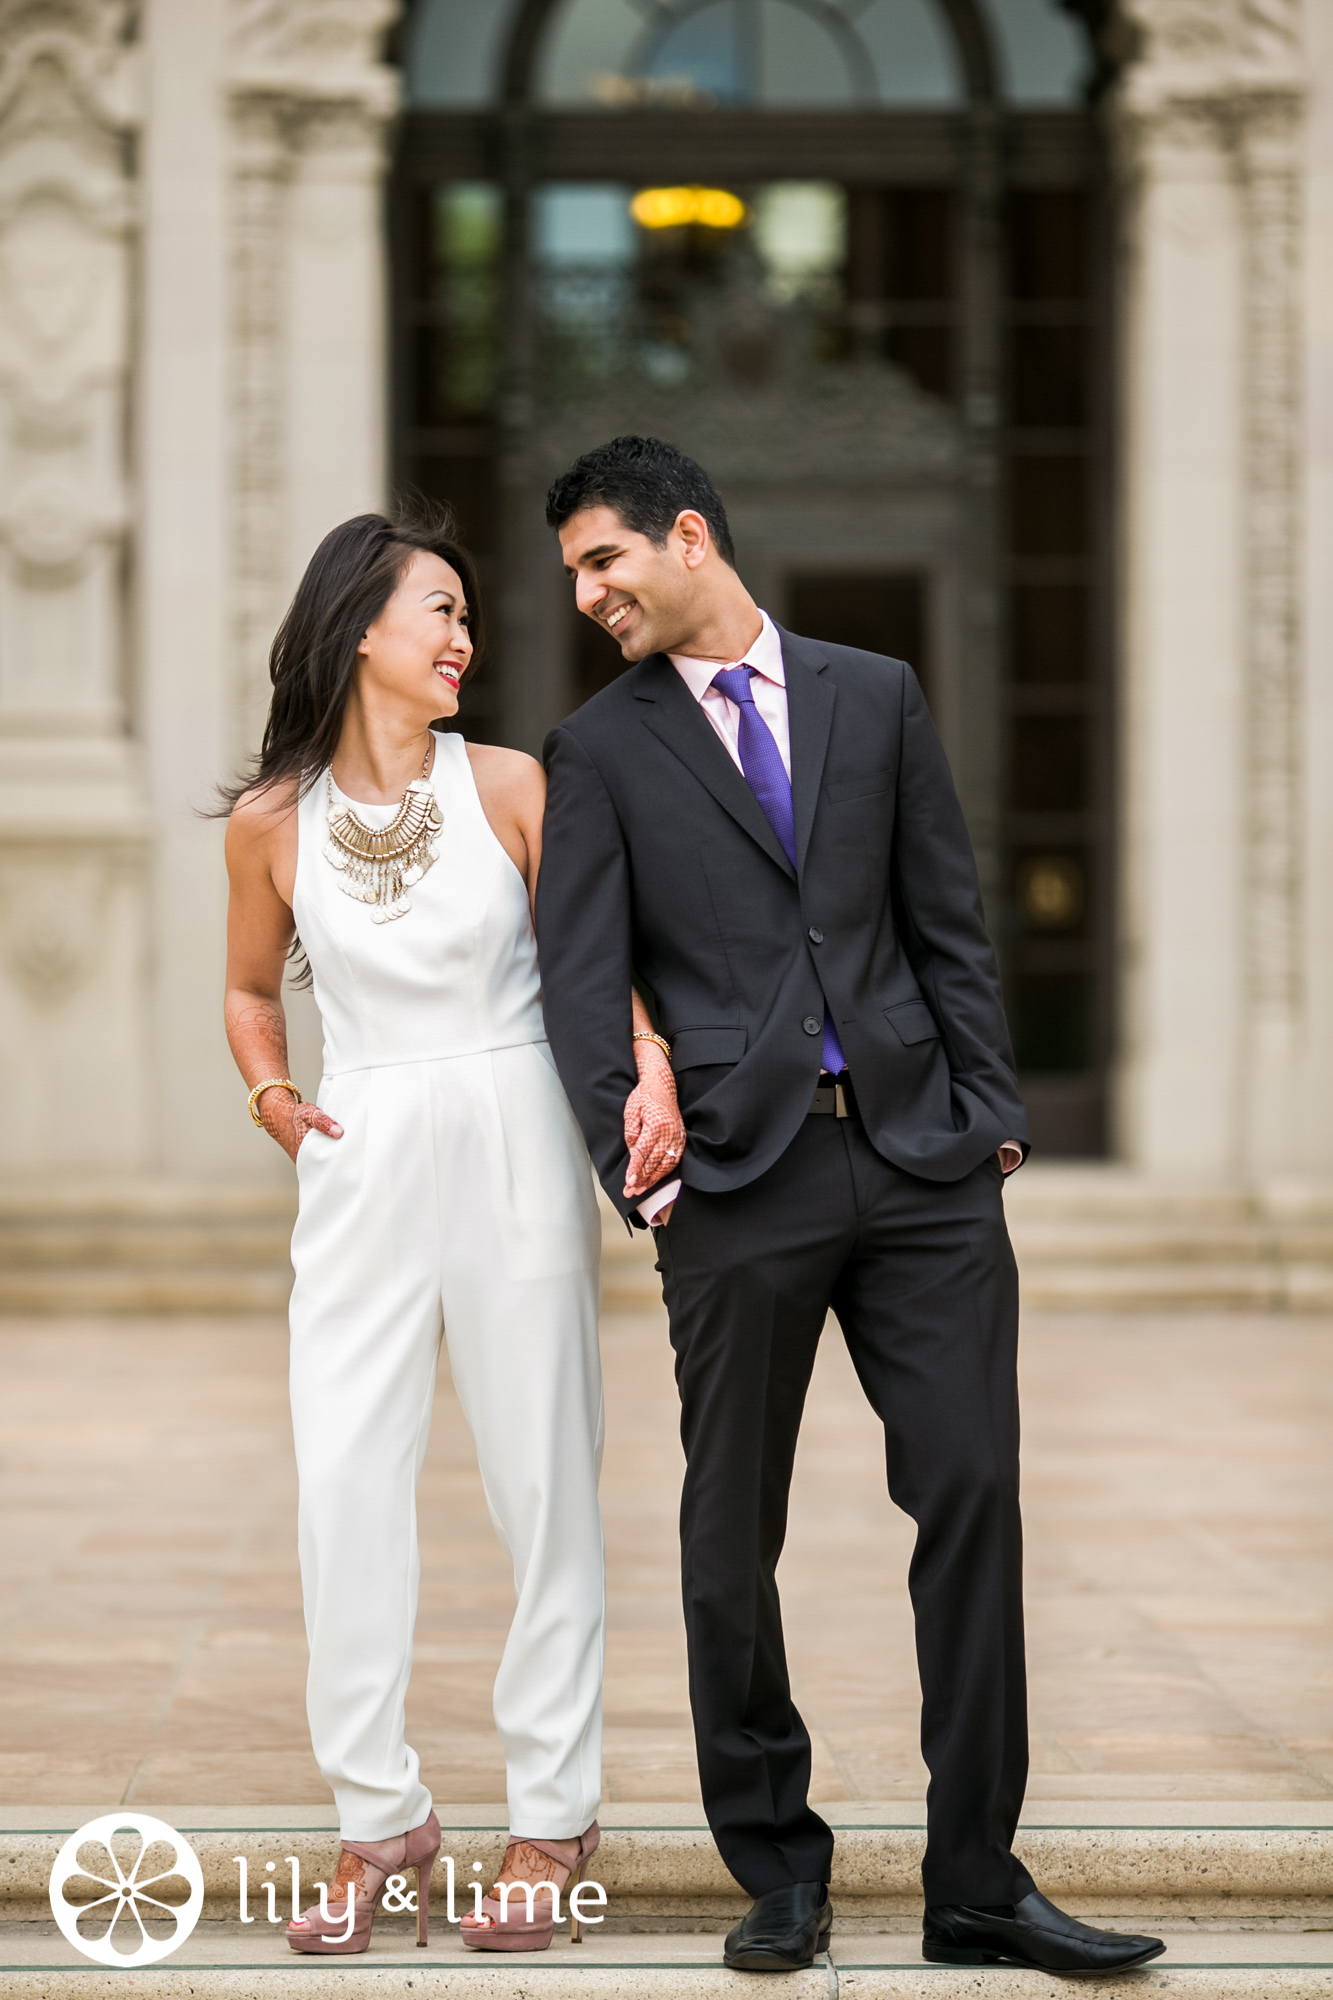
[49,1813,204,1967]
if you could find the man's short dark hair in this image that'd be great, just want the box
[545,435,736,567]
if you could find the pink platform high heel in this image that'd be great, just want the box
[286,1810,441,1955]
[460,1823,600,1952]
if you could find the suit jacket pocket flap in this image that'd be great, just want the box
[825,773,890,803]
[884,1000,940,1046]
[671,1026,748,1070]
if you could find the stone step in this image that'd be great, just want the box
[6,1806,1331,1924]
[602,1252,1333,1317]
[599,1180,1333,1314]
[2,1173,1333,1315]
[8,1807,1332,1993]
[0,1184,297,1315]
[0,1265,295,1315]
[1016,1262,1333,1313]
[3,1919,1332,1997]
[1005,1224,1333,1265]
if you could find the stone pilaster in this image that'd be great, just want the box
[1238,82,1303,1028]
[227,0,399,753]
[1232,19,1308,1172]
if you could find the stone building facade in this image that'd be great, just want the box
[0,0,1328,1214]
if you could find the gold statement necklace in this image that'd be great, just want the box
[324,738,443,923]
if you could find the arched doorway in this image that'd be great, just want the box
[389,0,1114,1157]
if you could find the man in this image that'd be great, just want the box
[535,435,1162,1977]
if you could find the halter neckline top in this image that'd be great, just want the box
[293,731,546,1078]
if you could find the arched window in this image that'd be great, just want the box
[535,0,961,107]
[403,0,1093,108]
[404,0,510,105]
[979,0,1090,103]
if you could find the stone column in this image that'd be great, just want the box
[284,97,393,596]
[1114,0,1307,1182]
[1235,73,1307,1175]
[226,0,399,1150]
[138,0,236,1174]
[1301,0,1333,1175]
[0,0,153,1174]
[1116,94,1247,1175]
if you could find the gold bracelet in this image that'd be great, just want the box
[633,1031,672,1061]
[248,1077,303,1126]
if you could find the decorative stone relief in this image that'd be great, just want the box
[0,0,137,733]
[1117,0,1306,1025]
[1241,0,1302,73]
[226,0,400,752]
[232,0,400,73]
[0,849,115,1003]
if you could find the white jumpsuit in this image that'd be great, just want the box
[288,732,605,1844]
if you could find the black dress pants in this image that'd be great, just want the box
[653,1109,1034,1907]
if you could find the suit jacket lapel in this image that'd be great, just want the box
[633,654,796,879]
[779,627,835,875]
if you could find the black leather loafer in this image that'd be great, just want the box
[924,1890,1165,1972]
[724,1881,832,1971]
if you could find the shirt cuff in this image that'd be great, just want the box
[998,1142,1024,1174]
[638,1179,681,1225]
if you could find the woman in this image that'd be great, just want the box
[223,507,683,1954]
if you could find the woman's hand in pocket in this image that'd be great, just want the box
[261,1095,344,1163]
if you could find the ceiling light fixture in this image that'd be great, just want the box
[630,185,746,230]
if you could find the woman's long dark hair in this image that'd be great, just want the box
[219,502,484,813]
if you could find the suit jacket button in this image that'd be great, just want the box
[802,1015,821,1035]
[808,927,824,944]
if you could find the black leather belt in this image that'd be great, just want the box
[808,1075,855,1118]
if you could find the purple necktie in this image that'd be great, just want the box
[711,666,846,1076]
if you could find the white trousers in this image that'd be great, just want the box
[288,1043,605,1842]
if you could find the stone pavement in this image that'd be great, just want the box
[0,1300,1329,1810]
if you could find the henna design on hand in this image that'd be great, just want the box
[623,1072,686,1196]
[260,1095,343,1161]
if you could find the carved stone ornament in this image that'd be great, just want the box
[1117,0,1301,95]
[6,472,90,567]
[0,0,136,657]
[231,0,401,77]
[0,851,114,1003]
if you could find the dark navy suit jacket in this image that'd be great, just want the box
[536,624,1028,1222]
